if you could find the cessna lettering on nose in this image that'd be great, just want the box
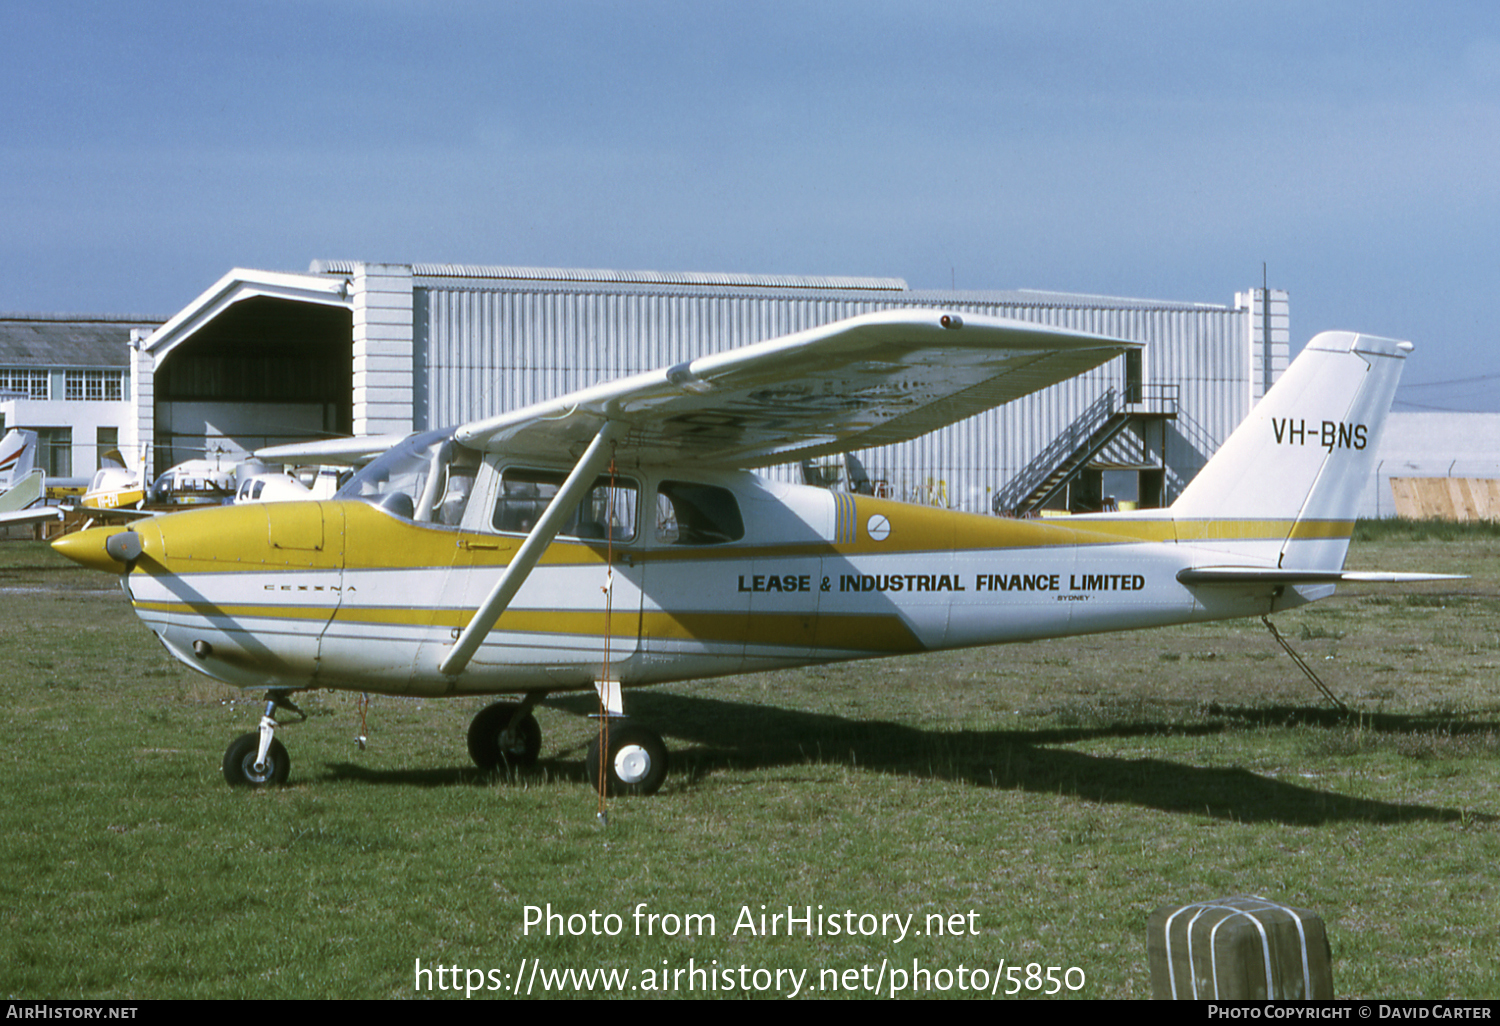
[51,312,1457,796]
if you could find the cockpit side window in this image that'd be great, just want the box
[334,428,481,527]
[493,468,638,543]
[655,481,744,545]
[426,443,481,526]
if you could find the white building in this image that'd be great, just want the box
[0,314,153,484]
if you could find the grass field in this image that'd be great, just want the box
[1,525,1497,1000]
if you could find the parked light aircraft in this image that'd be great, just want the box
[79,448,146,511]
[145,458,237,507]
[0,429,61,528]
[83,451,279,514]
[233,463,348,504]
[51,311,1453,794]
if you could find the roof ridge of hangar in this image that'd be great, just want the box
[310,260,909,293]
[139,267,352,362]
[902,288,1236,312]
[0,312,167,325]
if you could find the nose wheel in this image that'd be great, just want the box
[222,692,303,788]
[223,733,290,787]
[587,722,668,796]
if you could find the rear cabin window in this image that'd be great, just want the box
[655,481,744,545]
[493,468,638,543]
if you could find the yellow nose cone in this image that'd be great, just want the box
[51,526,134,574]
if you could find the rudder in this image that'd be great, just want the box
[1170,330,1409,569]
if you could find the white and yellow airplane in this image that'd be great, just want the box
[79,447,147,511]
[51,310,1452,794]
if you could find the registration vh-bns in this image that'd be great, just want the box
[52,310,1454,795]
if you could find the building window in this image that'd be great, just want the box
[0,369,48,400]
[33,427,71,478]
[96,427,119,472]
[65,370,124,402]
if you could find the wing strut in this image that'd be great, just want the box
[439,420,625,678]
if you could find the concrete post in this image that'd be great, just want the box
[350,263,415,436]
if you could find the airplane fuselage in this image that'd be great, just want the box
[81,467,1333,700]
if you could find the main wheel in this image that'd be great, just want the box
[467,702,542,770]
[586,723,668,797]
[222,732,290,788]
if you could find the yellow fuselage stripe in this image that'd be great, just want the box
[123,498,1349,576]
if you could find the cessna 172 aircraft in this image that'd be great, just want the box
[51,310,1450,795]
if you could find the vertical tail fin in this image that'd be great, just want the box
[0,429,37,489]
[1171,331,1409,569]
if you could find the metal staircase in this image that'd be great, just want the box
[993,385,1178,516]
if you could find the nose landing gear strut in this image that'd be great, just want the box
[222,692,305,788]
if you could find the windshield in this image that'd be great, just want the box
[335,428,480,526]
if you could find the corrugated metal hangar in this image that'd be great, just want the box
[120,260,1290,514]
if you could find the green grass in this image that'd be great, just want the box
[1,527,1498,999]
[1353,517,1500,543]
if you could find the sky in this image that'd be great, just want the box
[3,1,1498,411]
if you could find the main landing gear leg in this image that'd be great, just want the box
[585,681,669,797]
[222,692,305,788]
[467,696,543,771]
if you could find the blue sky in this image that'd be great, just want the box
[4,1,1498,409]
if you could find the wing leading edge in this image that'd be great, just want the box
[455,310,1139,468]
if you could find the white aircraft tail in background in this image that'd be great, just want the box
[0,429,60,528]
[0,428,37,488]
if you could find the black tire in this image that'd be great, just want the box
[222,732,290,788]
[467,703,542,770]
[586,723,668,797]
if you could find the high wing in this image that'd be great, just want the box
[255,433,409,466]
[0,506,62,528]
[65,504,157,520]
[455,310,1139,467]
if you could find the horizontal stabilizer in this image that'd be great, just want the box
[64,504,157,520]
[1177,567,1465,585]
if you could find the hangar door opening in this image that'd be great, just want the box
[153,297,353,473]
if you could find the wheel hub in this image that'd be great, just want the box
[613,744,652,784]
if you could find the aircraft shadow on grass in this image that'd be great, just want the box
[320,689,1497,827]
